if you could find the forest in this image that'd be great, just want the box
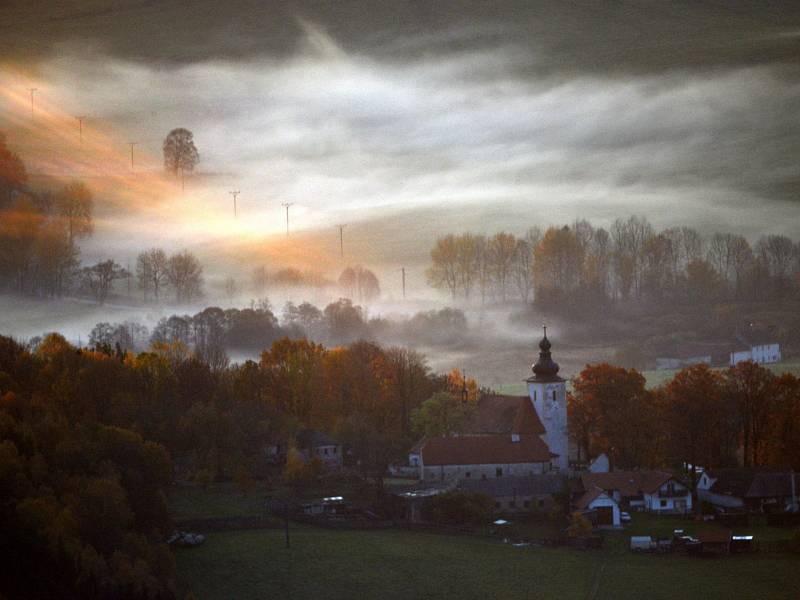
[0,331,467,598]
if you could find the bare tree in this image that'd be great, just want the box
[55,181,93,244]
[454,233,482,300]
[80,259,127,303]
[487,232,516,302]
[167,251,203,302]
[136,248,169,300]
[426,235,459,300]
[511,237,534,303]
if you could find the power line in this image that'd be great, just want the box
[75,116,86,145]
[28,88,37,119]
[281,202,294,236]
[229,190,240,217]
[337,224,346,258]
[128,142,137,169]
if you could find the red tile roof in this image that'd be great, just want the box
[421,434,554,466]
[464,395,546,435]
[580,471,677,496]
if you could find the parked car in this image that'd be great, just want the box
[620,511,631,524]
[630,536,655,552]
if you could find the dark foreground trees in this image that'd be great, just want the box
[0,330,449,598]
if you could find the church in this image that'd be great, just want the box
[418,330,569,481]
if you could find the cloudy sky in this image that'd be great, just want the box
[2,1,800,268]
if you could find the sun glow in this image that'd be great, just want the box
[0,65,299,259]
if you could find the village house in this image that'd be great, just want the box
[417,330,569,481]
[297,429,343,469]
[729,331,781,366]
[574,485,622,527]
[266,429,343,470]
[697,468,798,513]
[457,474,566,514]
[579,471,692,514]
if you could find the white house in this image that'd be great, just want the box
[575,486,621,527]
[580,471,692,514]
[730,342,781,366]
[297,429,343,469]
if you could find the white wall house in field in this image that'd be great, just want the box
[730,343,781,366]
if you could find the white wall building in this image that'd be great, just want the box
[576,486,621,527]
[730,343,781,366]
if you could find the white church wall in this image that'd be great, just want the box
[422,461,550,481]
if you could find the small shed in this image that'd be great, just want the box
[575,486,621,528]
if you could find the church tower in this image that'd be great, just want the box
[527,328,569,472]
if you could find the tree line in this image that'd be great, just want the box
[88,300,470,364]
[568,361,800,483]
[249,265,381,304]
[427,217,800,311]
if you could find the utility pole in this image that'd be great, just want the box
[28,88,37,119]
[229,190,240,217]
[128,142,137,169]
[281,202,294,236]
[337,224,346,258]
[75,116,86,145]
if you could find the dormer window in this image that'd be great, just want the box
[511,434,520,443]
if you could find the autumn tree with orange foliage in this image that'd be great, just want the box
[767,374,800,469]
[570,363,660,469]
[664,364,734,486]
[724,360,776,467]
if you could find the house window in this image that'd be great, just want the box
[494,502,500,509]
[538,499,545,508]
[533,390,537,401]
[523,500,530,508]
[332,447,337,454]
[496,467,503,477]
[324,448,329,455]
[509,501,516,508]
[465,471,471,478]
[481,474,487,480]
[660,499,667,508]
[552,390,557,402]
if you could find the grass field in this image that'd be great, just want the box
[175,524,800,600]
[171,485,800,600]
[169,483,268,521]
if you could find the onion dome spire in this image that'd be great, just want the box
[531,326,560,379]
